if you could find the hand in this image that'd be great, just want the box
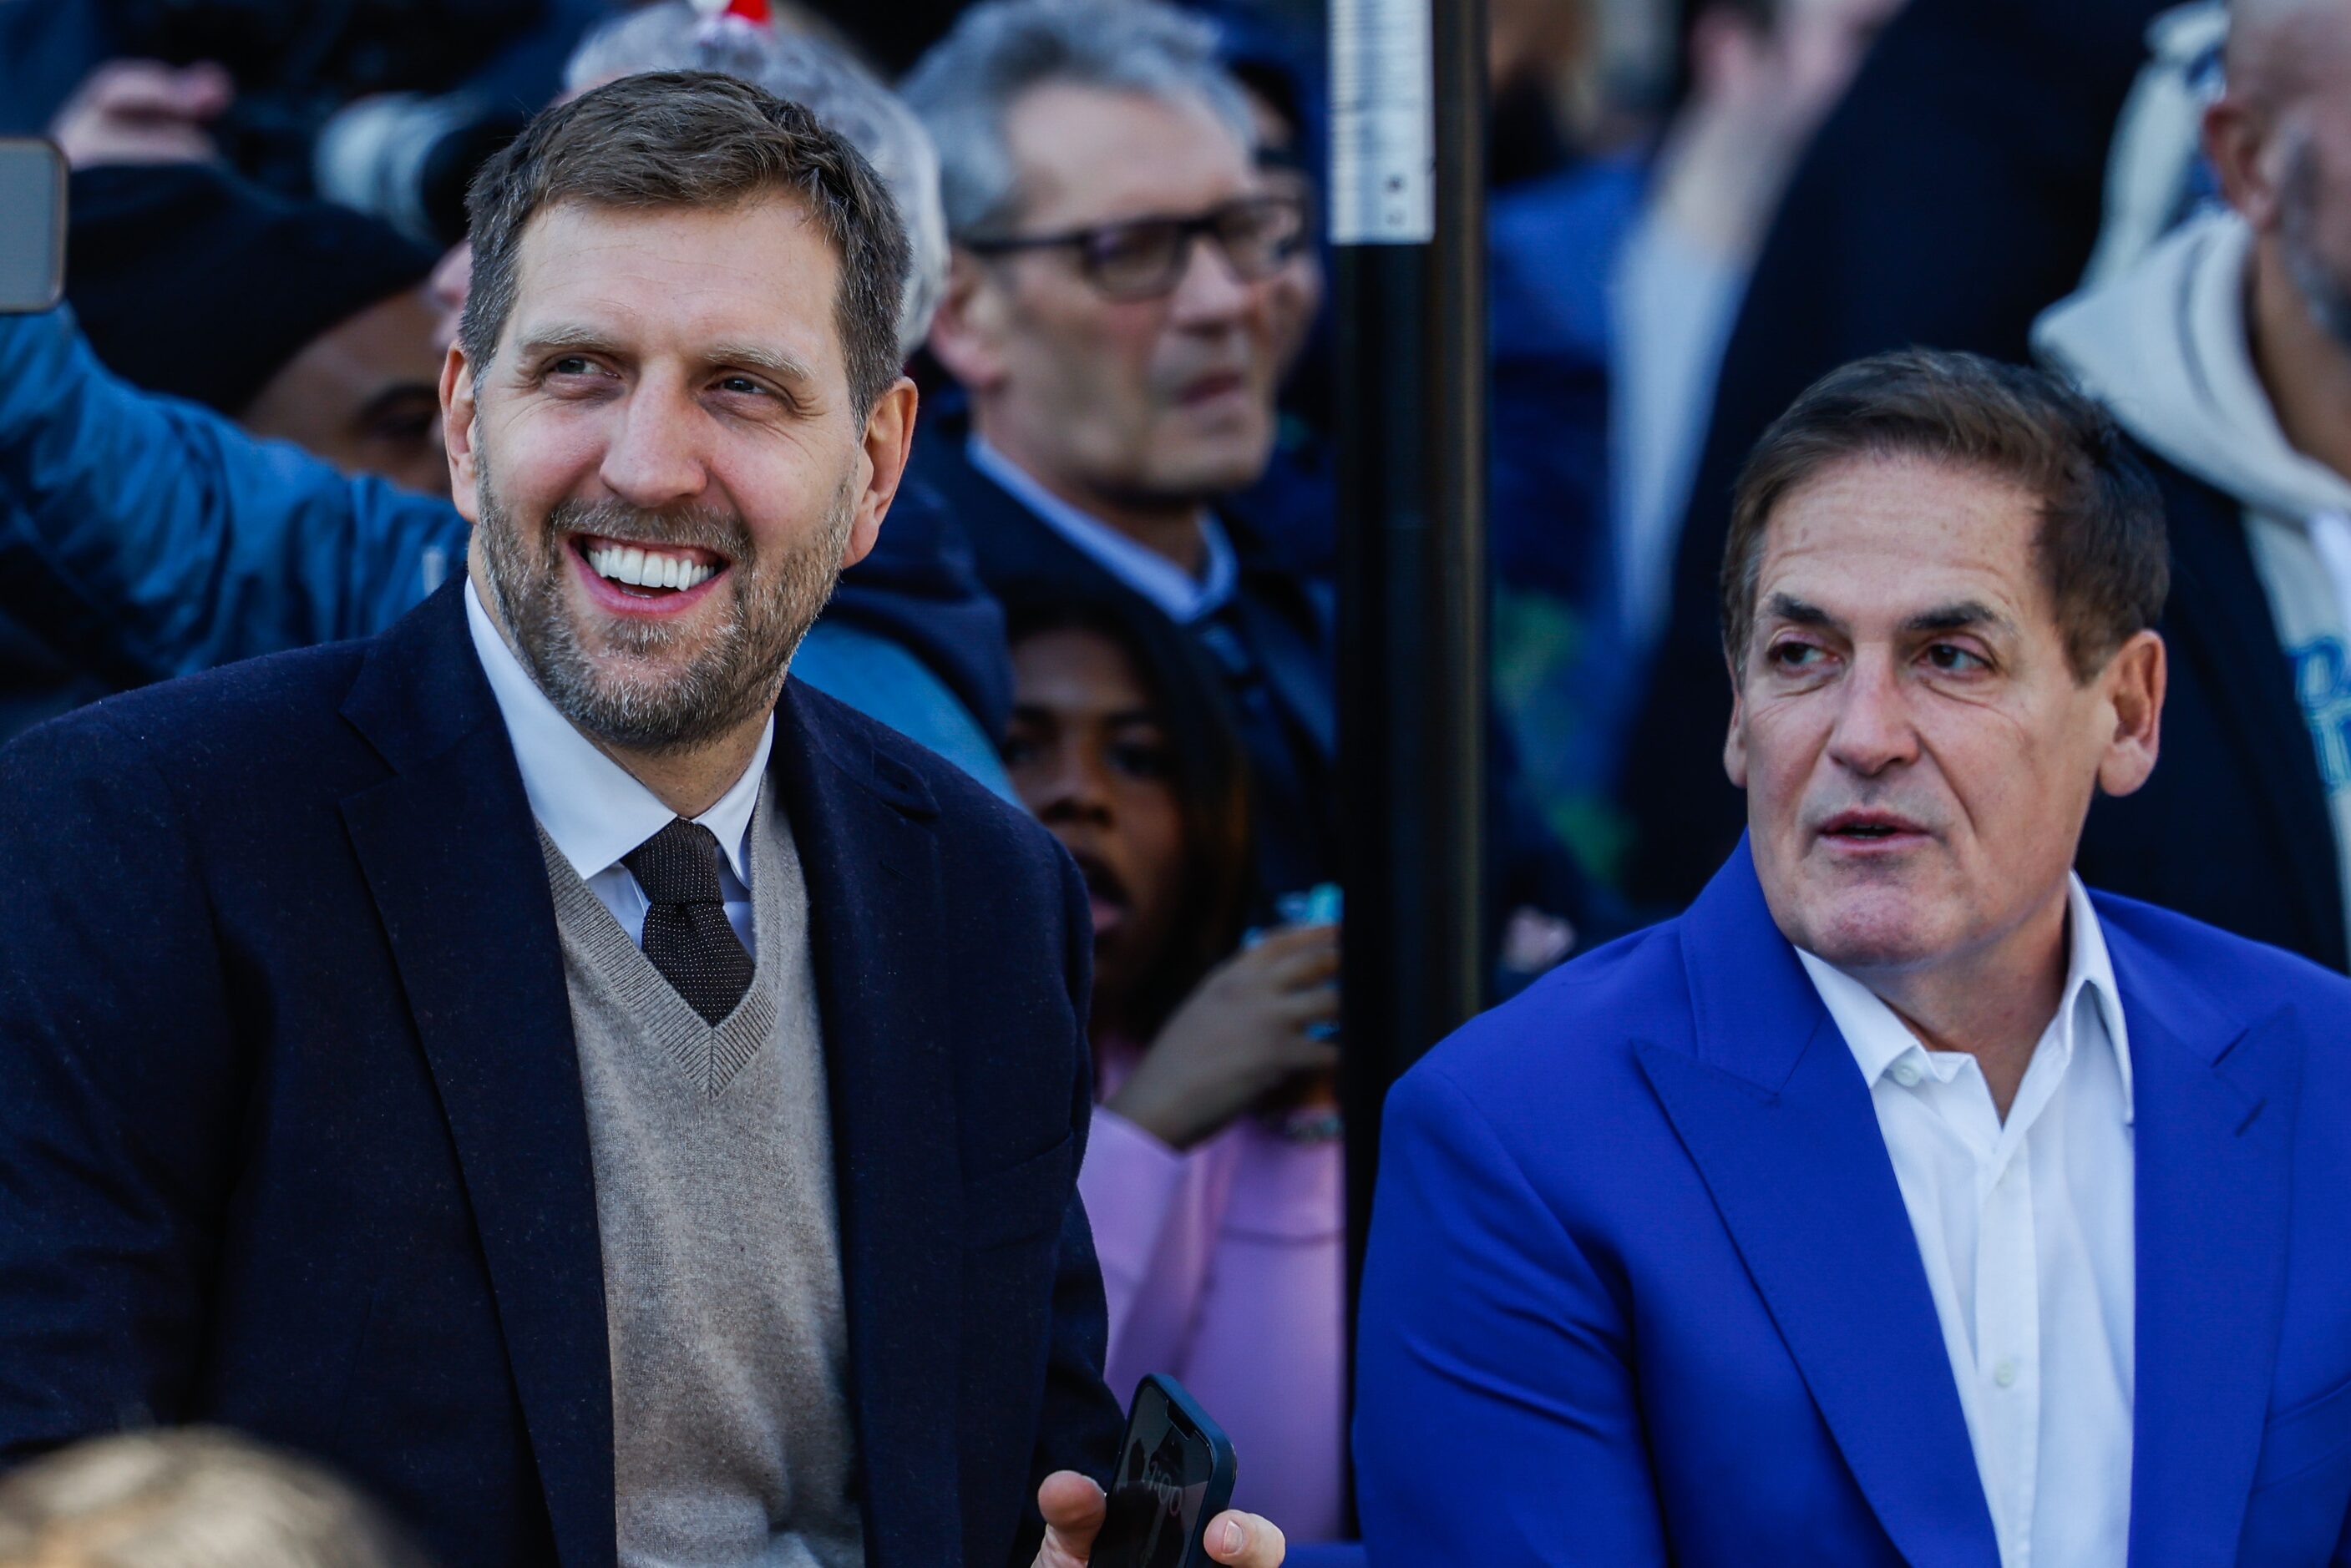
[1033,1471,1284,1567]
[1106,923,1339,1151]
[51,60,233,169]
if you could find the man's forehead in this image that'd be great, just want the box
[1002,83,1252,225]
[507,197,841,367]
[1758,455,2045,620]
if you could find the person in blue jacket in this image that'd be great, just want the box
[1355,351,2351,1565]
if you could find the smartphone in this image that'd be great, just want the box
[0,139,65,314]
[1092,1375,1239,1568]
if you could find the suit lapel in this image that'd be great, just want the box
[769,683,965,1568]
[337,583,616,1568]
[2111,917,2298,1566]
[1639,843,1999,1568]
[2156,463,2344,965]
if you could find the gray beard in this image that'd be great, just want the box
[2281,137,2351,357]
[476,465,854,755]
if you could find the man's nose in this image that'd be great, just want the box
[597,378,710,510]
[1040,749,1117,824]
[1824,653,1919,776]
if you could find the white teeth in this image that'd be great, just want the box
[586,543,717,590]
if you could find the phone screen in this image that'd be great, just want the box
[0,139,65,315]
[1094,1381,1216,1568]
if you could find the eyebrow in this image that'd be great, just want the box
[510,325,818,387]
[1903,599,2014,637]
[1761,593,2014,638]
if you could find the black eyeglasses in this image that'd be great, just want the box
[963,194,1310,301]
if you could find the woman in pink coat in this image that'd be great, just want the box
[1000,597,1346,1543]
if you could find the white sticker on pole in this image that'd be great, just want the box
[1329,0,1434,245]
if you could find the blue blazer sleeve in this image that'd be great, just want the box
[1354,1062,1670,1566]
[0,306,463,680]
[0,712,242,1458]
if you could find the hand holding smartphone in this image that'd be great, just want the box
[1091,1375,1239,1568]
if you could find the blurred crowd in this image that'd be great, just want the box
[13,0,2351,1557]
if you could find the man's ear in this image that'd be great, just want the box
[925,250,1010,392]
[2205,94,2283,231]
[1722,648,1750,789]
[440,344,482,524]
[2095,629,2166,798]
[842,377,920,572]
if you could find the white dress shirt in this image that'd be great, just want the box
[464,580,768,953]
[967,434,1238,623]
[1797,874,2136,1568]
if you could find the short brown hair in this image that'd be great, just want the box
[1720,348,2169,680]
[460,69,910,415]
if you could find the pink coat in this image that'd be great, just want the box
[1078,1044,1348,1542]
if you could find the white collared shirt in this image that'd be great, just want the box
[464,579,769,952]
[1797,874,2135,1568]
[967,434,1238,623]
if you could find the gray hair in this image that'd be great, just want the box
[565,4,946,357]
[899,0,1255,239]
[0,1428,431,1568]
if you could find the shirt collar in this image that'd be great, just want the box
[966,433,1237,621]
[463,579,770,887]
[1796,873,2134,1119]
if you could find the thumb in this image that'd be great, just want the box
[1035,1470,1107,1567]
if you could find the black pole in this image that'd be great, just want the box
[1332,0,1487,1390]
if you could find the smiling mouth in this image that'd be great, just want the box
[572,534,727,597]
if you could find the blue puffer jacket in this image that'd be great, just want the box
[0,307,1013,762]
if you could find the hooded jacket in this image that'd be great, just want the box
[2034,207,2351,968]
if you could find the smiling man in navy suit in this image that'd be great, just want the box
[0,72,1285,1568]
[1357,349,2351,1566]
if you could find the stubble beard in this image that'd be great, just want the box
[475,450,855,755]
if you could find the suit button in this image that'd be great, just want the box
[1892,1060,1923,1088]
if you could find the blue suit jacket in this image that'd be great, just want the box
[0,580,1122,1567]
[1357,842,2351,1565]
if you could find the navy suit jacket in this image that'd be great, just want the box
[1357,842,2351,1565]
[0,580,1124,1567]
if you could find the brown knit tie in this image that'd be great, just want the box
[621,818,754,1026]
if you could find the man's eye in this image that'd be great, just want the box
[1768,641,1822,668]
[717,375,768,397]
[1925,644,1987,672]
[549,356,596,376]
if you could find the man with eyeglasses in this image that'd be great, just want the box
[904,0,1339,908]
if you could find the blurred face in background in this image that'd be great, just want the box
[241,284,449,496]
[1238,79,1324,384]
[931,83,1285,511]
[1725,454,2161,980]
[1005,625,1188,1014]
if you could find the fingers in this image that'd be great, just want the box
[1031,1471,1106,1568]
[87,59,234,120]
[1204,1509,1287,1566]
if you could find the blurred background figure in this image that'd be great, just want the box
[64,163,446,495]
[908,0,1340,907]
[1000,594,1346,1544]
[0,1428,431,1568]
[1484,0,1900,883]
[2026,0,2351,972]
[3,0,604,238]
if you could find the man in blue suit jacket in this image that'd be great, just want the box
[0,74,1287,1568]
[1357,350,2351,1565]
